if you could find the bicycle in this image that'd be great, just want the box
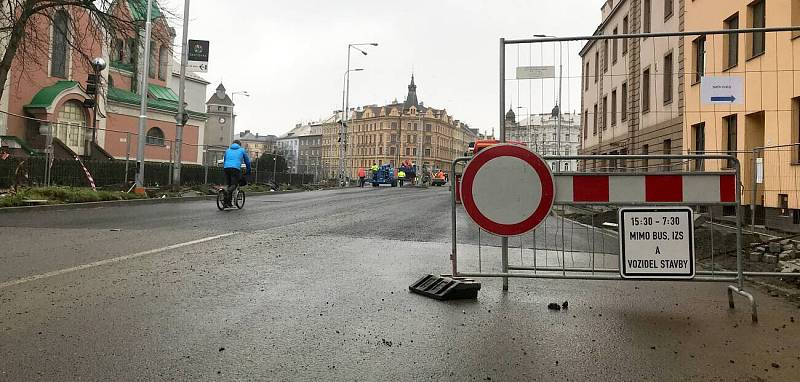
[216,181,246,210]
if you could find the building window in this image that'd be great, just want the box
[51,11,69,78]
[642,68,651,113]
[794,210,800,225]
[724,13,740,70]
[793,97,800,162]
[585,61,590,91]
[612,27,618,64]
[643,0,651,34]
[603,39,609,73]
[611,90,617,126]
[664,52,673,104]
[593,104,598,135]
[793,1,800,39]
[594,51,599,83]
[748,0,766,58]
[583,109,588,137]
[665,0,673,20]
[146,127,165,146]
[621,82,628,122]
[390,134,397,143]
[724,114,738,168]
[693,122,706,170]
[662,139,672,171]
[158,46,169,80]
[389,147,396,155]
[602,96,608,130]
[149,42,157,78]
[425,148,431,157]
[642,144,649,172]
[693,36,706,84]
[622,16,629,55]
[425,123,432,131]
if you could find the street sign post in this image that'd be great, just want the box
[187,39,209,73]
[619,207,695,279]
[516,65,555,80]
[700,76,743,104]
[460,144,555,236]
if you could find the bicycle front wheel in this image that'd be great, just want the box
[235,190,245,209]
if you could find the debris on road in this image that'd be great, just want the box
[547,303,561,311]
[562,301,569,310]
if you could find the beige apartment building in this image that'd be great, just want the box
[580,0,684,171]
[321,76,478,179]
[685,0,800,231]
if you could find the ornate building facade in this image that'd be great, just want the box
[321,76,478,179]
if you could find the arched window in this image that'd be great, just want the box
[158,46,169,80]
[56,100,86,153]
[51,11,69,78]
[146,127,165,146]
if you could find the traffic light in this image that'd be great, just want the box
[86,73,100,96]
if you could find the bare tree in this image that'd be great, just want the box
[0,0,173,100]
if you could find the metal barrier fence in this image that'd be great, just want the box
[0,156,316,189]
[447,153,800,322]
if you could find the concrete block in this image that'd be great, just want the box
[780,239,791,245]
[783,243,795,251]
[769,242,782,254]
[750,252,763,262]
[764,254,779,264]
[754,246,766,253]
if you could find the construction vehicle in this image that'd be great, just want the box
[371,163,397,187]
[398,160,417,185]
[431,169,447,186]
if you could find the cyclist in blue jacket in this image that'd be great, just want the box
[223,140,251,207]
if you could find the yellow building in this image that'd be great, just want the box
[321,76,478,179]
[685,0,800,230]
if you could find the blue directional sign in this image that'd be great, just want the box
[701,76,743,105]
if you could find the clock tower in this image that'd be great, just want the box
[205,83,235,164]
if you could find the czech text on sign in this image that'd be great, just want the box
[187,39,209,73]
[619,207,695,279]
[516,66,555,80]
[700,76,743,104]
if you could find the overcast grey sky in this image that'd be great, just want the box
[165,0,606,137]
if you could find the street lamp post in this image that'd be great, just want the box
[135,0,155,191]
[172,0,191,186]
[339,42,378,187]
[230,90,249,141]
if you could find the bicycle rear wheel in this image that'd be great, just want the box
[235,190,245,209]
[216,190,225,210]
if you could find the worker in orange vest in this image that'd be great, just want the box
[358,167,366,187]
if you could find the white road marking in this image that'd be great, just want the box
[0,232,237,290]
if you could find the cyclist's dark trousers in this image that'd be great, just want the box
[224,168,241,205]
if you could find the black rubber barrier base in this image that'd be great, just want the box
[409,274,481,300]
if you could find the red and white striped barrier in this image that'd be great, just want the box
[554,174,737,204]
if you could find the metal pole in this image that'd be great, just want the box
[203,147,208,184]
[273,156,277,183]
[339,46,352,187]
[556,41,563,172]
[172,0,190,186]
[417,112,423,185]
[500,37,509,291]
[751,148,758,230]
[124,132,131,184]
[451,159,459,276]
[135,0,154,190]
[736,159,744,290]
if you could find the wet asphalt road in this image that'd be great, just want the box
[0,186,799,381]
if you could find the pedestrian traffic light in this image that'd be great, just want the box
[86,73,100,96]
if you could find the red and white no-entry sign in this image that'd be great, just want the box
[460,144,555,236]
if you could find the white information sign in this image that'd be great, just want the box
[619,207,695,279]
[516,66,555,80]
[701,76,743,104]
[756,158,764,184]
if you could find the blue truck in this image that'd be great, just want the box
[371,164,397,187]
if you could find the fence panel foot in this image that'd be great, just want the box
[728,285,758,323]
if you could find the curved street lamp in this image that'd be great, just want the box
[339,43,378,187]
